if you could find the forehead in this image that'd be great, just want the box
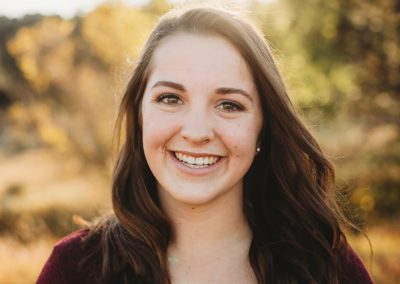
[148,32,255,90]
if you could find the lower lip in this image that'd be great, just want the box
[168,151,225,176]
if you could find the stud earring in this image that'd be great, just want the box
[256,147,261,154]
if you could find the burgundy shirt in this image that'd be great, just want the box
[37,229,374,283]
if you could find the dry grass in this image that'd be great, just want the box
[0,149,110,283]
[0,236,56,284]
[348,222,400,284]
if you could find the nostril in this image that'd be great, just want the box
[180,124,214,143]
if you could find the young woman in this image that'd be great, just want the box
[37,6,373,284]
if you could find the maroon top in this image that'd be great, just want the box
[37,229,374,284]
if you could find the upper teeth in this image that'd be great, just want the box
[175,152,219,165]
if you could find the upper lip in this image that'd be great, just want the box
[170,150,224,157]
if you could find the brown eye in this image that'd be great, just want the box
[216,101,244,112]
[157,94,183,105]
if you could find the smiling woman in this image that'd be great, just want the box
[37,5,373,284]
[142,33,262,208]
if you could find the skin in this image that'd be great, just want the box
[141,33,262,283]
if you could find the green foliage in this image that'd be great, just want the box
[252,0,399,219]
[3,3,155,165]
[81,3,153,66]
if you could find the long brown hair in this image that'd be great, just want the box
[83,6,350,283]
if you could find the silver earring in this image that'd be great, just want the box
[256,147,261,154]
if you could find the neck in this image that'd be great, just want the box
[159,186,252,256]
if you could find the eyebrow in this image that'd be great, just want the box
[216,87,253,102]
[151,81,253,102]
[151,81,185,92]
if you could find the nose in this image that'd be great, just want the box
[181,107,215,144]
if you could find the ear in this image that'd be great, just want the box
[255,129,264,156]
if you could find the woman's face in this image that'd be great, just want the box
[141,33,263,207]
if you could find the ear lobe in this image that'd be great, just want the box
[255,137,263,156]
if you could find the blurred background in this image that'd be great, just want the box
[0,0,398,283]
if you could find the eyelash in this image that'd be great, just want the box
[156,93,183,105]
[216,101,244,112]
[155,94,244,112]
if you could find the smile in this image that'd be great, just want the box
[174,152,221,168]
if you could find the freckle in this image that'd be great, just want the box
[236,155,240,158]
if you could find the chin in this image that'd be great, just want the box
[158,182,241,208]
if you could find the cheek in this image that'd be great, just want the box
[142,110,179,151]
[219,121,259,153]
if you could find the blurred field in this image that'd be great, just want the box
[0,235,56,284]
[0,149,110,241]
[348,223,400,284]
[0,149,110,284]
[0,141,107,281]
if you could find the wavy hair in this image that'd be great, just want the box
[83,6,350,284]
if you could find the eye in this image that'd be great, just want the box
[216,101,244,112]
[156,93,183,105]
